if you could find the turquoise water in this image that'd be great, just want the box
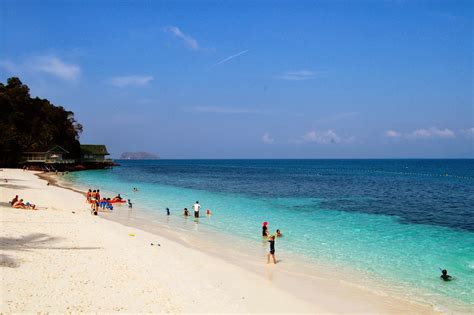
[65,160,474,312]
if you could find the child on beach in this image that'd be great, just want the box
[183,208,190,216]
[267,235,277,264]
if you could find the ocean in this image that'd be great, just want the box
[63,159,474,312]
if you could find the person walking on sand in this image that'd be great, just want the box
[193,201,201,218]
[267,235,277,264]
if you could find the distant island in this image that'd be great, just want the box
[120,152,160,160]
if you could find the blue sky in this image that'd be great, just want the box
[1,0,472,158]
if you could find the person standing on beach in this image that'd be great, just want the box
[267,235,277,264]
[193,201,201,218]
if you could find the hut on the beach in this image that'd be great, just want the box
[80,144,112,163]
[23,145,75,164]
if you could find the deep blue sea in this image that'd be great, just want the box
[65,159,474,311]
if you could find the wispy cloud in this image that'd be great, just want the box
[0,55,81,80]
[385,127,456,140]
[460,127,474,138]
[302,130,342,144]
[108,75,153,87]
[276,70,316,81]
[211,50,249,68]
[186,106,264,114]
[385,130,402,138]
[31,56,80,80]
[164,26,201,51]
[262,132,274,144]
[315,112,359,124]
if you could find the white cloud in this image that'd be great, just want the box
[262,132,274,144]
[385,127,456,140]
[211,50,249,67]
[302,130,341,144]
[164,26,200,51]
[276,70,316,81]
[108,75,153,87]
[385,130,402,138]
[409,127,455,139]
[0,55,81,80]
[460,127,474,138]
[0,60,18,73]
[31,56,80,80]
[187,106,263,114]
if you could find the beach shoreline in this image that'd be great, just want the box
[1,168,440,313]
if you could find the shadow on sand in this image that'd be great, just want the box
[0,233,102,268]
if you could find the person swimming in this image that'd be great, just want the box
[276,229,282,237]
[206,209,212,216]
[440,269,453,281]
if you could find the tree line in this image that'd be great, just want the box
[0,77,83,166]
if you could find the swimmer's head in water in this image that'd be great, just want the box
[442,269,448,275]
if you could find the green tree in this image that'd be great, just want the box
[0,77,83,166]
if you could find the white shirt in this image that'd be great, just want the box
[193,203,201,212]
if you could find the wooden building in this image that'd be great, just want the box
[80,144,112,163]
[23,145,75,164]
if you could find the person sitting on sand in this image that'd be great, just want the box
[13,199,26,209]
[24,201,36,210]
[440,269,453,281]
[267,235,277,264]
[13,199,36,210]
[10,195,19,206]
[183,208,189,216]
[276,229,282,237]
[262,221,269,237]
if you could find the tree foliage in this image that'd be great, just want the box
[0,77,83,166]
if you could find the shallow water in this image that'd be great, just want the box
[64,159,474,312]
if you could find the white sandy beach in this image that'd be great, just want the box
[0,168,437,313]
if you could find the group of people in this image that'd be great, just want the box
[9,195,36,210]
[262,221,283,264]
[167,202,212,218]
[86,189,130,215]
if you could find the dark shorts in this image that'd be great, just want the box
[194,211,199,218]
[270,250,275,255]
